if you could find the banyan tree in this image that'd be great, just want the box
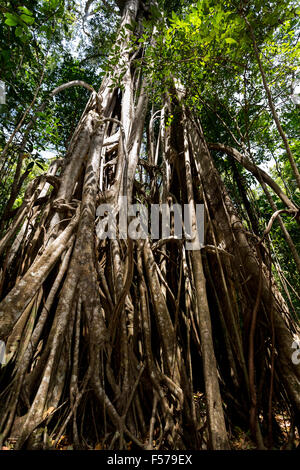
[0,0,299,450]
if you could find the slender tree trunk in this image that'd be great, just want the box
[243,15,300,191]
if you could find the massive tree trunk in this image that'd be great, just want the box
[0,0,299,450]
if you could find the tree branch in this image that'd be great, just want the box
[208,142,298,213]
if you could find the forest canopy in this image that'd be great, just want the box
[0,0,299,451]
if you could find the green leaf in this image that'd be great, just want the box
[4,13,19,26]
[15,26,23,37]
[20,14,35,25]
[225,37,237,44]
[5,18,18,26]
[18,6,33,16]
[50,0,60,8]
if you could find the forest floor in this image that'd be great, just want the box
[1,394,299,450]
